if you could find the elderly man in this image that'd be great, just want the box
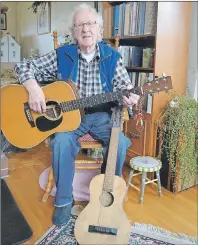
[15,3,140,226]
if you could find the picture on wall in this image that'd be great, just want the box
[37,2,51,35]
[0,13,7,30]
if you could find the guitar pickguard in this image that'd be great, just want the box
[36,116,63,132]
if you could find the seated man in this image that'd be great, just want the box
[15,3,140,226]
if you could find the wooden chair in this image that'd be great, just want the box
[41,31,129,202]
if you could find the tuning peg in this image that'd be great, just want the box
[154,76,159,83]
[162,73,167,81]
[156,88,160,95]
[164,86,168,93]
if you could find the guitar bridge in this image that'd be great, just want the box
[88,225,117,236]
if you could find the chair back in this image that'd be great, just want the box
[52,30,64,49]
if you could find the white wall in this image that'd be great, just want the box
[186,2,197,100]
[1,2,17,41]
[15,1,101,58]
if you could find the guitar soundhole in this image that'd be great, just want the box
[45,101,62,119]
[99,192,114,207]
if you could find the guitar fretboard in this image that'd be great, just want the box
[60,87,140,112]
[103,127,120,192]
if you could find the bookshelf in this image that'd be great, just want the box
[102,1,192,160]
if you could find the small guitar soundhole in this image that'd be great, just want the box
[46,101,62,119]
[99,192,114,207]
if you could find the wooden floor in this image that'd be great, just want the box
[4,143,197,244]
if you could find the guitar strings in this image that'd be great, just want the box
[96,150,114,244]
[95,165,111,243]
[97,177,107,244]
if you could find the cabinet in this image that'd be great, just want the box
[102,1,192,159]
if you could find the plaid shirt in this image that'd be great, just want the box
[15,44,132,98]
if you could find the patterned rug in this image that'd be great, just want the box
[35,206,197,245]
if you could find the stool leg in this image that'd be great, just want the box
[140,172,146,204]
[156,170,162,196]
[124,169,134,201]
[127,169,134,188]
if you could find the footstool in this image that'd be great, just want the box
[127,156,162,204]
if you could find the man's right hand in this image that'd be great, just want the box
[23,79,46,113]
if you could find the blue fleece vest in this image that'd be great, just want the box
[56,42,121,93]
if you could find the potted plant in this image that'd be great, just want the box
[158,93,197,193]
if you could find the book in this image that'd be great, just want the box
[144,2,158,34]
[142,48,153,68]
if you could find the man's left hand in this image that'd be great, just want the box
[123,93,140,108]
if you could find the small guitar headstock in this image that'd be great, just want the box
[111,107,124,128]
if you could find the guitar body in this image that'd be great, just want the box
[1,81,81,148]
[74,174,131,245]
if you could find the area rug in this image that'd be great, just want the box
[35,206,197,245]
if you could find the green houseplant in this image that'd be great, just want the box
[158,92,197,192]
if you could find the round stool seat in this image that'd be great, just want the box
[130,156,162,172]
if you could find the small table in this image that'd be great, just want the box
[127,156,162,204]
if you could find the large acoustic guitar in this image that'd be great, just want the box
[1,76,172,148]
[74,107,131,245]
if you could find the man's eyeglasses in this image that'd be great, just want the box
[73,21,97,30]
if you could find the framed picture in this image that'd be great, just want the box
[0,13,7,30]
[37,2,51,35]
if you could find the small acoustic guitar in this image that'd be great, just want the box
[1,75,172,148]
[74,107,131,245]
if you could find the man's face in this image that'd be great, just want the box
[73,9,99,51]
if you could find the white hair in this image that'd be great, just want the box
[69,3,104,42]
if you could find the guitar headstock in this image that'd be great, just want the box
[111,107,124,128]
[142,74,173,95]
[122,73,173,96]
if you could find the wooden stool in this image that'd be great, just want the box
[127,156,162,204]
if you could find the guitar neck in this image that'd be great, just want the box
[103,127,120,192]
[60,87,140,112]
